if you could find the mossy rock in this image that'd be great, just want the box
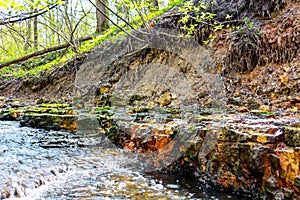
[26,107,53,114]
[25,105,73,115]
[283,126,300,147]
[94,106,111,114]
[128,106,150,113]
[20,113,76,131]
[39,103,70,108]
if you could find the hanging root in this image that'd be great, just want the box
[224,25,261,74]
[260,7,300,65]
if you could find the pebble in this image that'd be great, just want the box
[166,184,180,189]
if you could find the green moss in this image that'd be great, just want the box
[25,103,72,115]
[26,107,52,114]
[94,106,111,112]
[8,109,24,114]
[39,103,70,108]
[283,126,300,147]
[128,106,150,113]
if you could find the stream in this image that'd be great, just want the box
[0,120,250,200]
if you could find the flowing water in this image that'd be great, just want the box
[0,121,249,200]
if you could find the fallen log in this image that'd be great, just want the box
[0,36,94,69]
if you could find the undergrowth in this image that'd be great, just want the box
[0,0,184,80]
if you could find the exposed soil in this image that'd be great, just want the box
[0,1,299,114]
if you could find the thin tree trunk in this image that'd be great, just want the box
[56,9,61,44]
[95,0,108,33]
[151,0,159,8]
[33,8,38,50]
[25,18,32,52]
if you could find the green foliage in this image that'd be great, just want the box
[0,0,184,80]
[243,17,254,29]
[0,0,63,12]
[178,0,254,45]
[178,0,218,38]
[0,0,25,10]
[0,50,64,79]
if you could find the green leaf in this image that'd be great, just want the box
[0,0,8,9]
[14,5,28,11]
[199,3,206,10]
[225,14,232,19]
[178,15,190,24]
[33,0,41,7]
[11,1,21,8]
[24,0,34,7]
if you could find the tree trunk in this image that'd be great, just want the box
[95,0,109,33]
[151,0,159,10]
[25,18,32,52]
[33,8,38,50]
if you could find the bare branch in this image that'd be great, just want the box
[0,4,60,25]
[87,0,145,42]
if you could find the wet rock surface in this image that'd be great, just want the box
[2,97,299,199]
[3,121,224,199]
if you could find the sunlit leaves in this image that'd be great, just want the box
[202,34,216,45]
[178,0,246,45]
[178,15,190,24]
[0,0,8,9]
[243,17,254,29]
[205,12,216,19]
[56,0,64,5]
[0,0,64,13]
[178,1,217,37]
[213,22,224,31]
[0,0,26,11]
[225,14,232,20]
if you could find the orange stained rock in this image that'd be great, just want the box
[156,93,172,107]
[155,140,175,167]
[154,136,172,150]
[124,141,135,151]
[217,171,240,188]
[60,121,77,131]
[266,128,279,134]
[237,106,249,113]
[288,106,298,112]
[256,134,269,144]
[11,111,23,118]
[275,148,300,184]
[279,73,289,84]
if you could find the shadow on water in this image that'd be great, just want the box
[146,172,252,200]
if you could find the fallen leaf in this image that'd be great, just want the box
[279,73,289,83]
[259,105,271,112]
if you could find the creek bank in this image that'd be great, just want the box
[0,95,299,199]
